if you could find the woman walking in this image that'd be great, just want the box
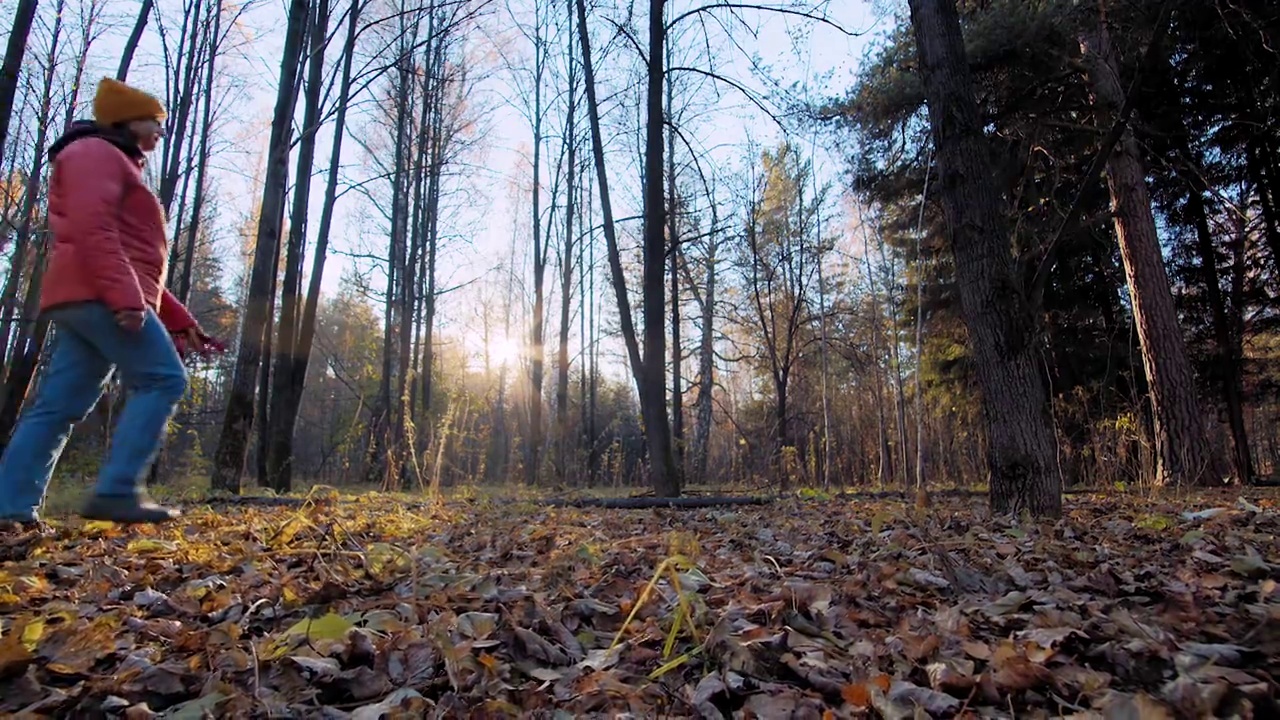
[0,78,215,527]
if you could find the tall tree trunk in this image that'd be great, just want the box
[394,24,431,488]
[577,0,664,490]
[270,0,360,493]
[1227,205,1251,481]
[907,0,1060,516]
[419,16,445,427]
[528,12,547,486]
[405,28,432,467]
[116,0,154,81]
[1249,140,1280,279]
[1182,163,1252,484]
[877,237,915,487]
[862,223,893,486]
[210,0,309,494]
[585,173,598,484]
[265,0,328,492]
[641,0,678,496]
[368,29,414,487]
[690,232,716,485]
[0,0,64,438]
[555,0,576,483]
[421,92,442,423]
[665,50,683,480]
[577,120,588,480]
[178,0,222,304]
[158,0,203,214]
[1080,17,1218,487]
[0,0,63,384]
[0,0,39,170]
[575,0,642,387]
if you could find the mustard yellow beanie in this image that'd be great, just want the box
[93,77,166,126]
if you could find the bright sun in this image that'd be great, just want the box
[478,335,522,369]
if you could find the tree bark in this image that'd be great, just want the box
[555,0,576,483]
[158,0,203,214]
[574,0,646,443]
[1249,140,1280,279]
[666,48,684,480]
[116,0,154,82]
[690,226,717,485]
[420,70,443,423]
[266,0,328,493]
[1182,160,1252,484]
[1080,18,1218,487]
[0,0,39,172]
[0,0,62,382]
[270,0,360,494]
[641,0,678,496]
[210,0,309,494]
[861,220,893,486]
[367,20,415,487]
[0,0,63,437]
[178,0,222,303]
[527,7,547,485]
[907,0,1061,516]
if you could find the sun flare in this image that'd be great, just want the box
[476,334,522,369]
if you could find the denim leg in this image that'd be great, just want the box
[49,305,188,497]
[0,322,112,521]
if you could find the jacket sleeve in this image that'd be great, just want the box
[157,288,197,333]
[56,139,147,312]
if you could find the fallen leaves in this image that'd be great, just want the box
[0,488,1277,717]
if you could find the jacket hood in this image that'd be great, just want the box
[48,120,144,163]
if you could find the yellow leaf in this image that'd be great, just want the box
[364,543,412,580]
[268,612,354,659]
[82,520,115,533]
[20,617,44,652]
[127,538,179,554]
[41,614,121,675]
[1135,515,1174,531]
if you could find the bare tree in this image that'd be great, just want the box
[267,0,363,493]
[0,0,40,168]
[265,0,330,492]
[116,0,154,81]
[210,0,310,494]
[554,0,578,482]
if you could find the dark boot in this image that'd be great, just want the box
[81,492,181,524]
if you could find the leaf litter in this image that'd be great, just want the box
[0,489,1278,718]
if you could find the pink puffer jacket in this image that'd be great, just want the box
[40,124,195,333]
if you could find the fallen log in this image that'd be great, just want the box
[539,496,773,509]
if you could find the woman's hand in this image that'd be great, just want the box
[179,326,208,356]
[173,325,226,360]
[115,309,145,333]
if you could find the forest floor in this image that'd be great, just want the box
[1,487,1278,718]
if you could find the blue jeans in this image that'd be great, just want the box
[0,303,187,521]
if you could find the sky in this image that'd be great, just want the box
[5,0,889,371]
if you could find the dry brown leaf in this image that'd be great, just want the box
[841,681,871,707]
[0,492,1270,717]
